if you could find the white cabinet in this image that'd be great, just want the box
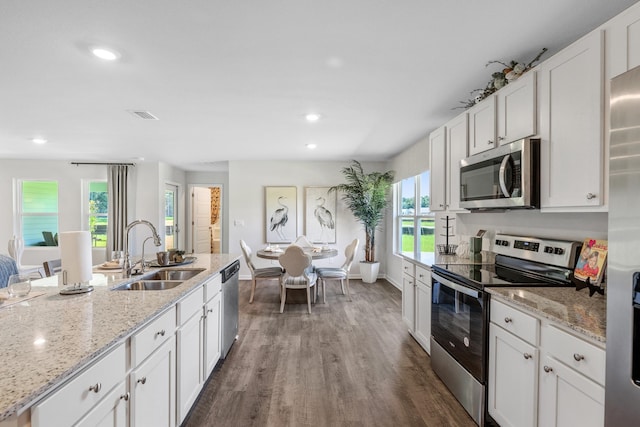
[414,266,431,354]
[32,343,127,427]
[496,71,537,145]
[130,308,177,427]
[538,30,605,210]
[401,260,415,332]
[204,277,222,377]
[75,381,128,427]
[606,1,640,79]
[429,115,468,213]
[468,95,497,155]
[429,125,447,212]
[176,287,205,424]
[538,325,605,427]
[488,300,539,427]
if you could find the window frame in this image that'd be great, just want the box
[395,171,434,260]
[83,179,109,248]
[16,179,60,247]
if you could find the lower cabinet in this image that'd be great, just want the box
[75,381,128,427]
[130,335,176,427]
[488,298,606,427]
[204,289,222,378]
[402,272,415,332]
[414,266,431,354]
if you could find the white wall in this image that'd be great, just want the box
[228,160,388,280]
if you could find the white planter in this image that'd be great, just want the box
[360,261,380,283]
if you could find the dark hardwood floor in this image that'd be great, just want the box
[184,278,475,427]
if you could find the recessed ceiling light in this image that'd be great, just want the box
[91,47,119,61]
[305,113,322,122]
[306,143,317,150]
[32,138,47,144]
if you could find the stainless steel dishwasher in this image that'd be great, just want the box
[221,260,240,358]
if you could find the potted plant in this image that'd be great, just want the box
[330,160,395,283]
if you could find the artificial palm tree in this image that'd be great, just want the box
[330,160,395,264]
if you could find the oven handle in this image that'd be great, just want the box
[431,272,480,298]
[498,154,511,197]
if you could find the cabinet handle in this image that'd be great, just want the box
[504,317,512,323]
[155,329,166,337]
[419,274,423,279]
[498,136,505,141]
[137,377,147,385]
[543,365,553,373]
[573,353,585,362]
[586,193,596,200]
[488,140,494,145]
[523,353,532,360]
[207,308,214,313]
[120,392,130,401]
[439,204,444,208]
[89,382,102,393]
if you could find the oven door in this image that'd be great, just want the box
[431,272,487,382]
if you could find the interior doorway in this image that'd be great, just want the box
[190,185,223,254]
[165,183,179,250]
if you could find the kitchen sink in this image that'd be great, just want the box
[114,280,183,291]
[112,268,206,291]
[141,268,206,281]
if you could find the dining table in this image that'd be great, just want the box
[256,246,339,260]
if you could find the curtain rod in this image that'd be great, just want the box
[70,162,136,166]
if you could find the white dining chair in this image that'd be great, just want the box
[316,238,359,302]
[278,245,317,314]
[8,235,44,278]
[240,240,283,304]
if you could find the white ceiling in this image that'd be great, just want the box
[1,0,637,171]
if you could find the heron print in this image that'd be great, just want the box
[305,187,337,243]
[265,187,297,243]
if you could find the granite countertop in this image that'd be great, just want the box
[0,253,240,422]
[487,287,606,343]
[417,250,496,267]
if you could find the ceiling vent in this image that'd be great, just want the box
[128,110,159,120]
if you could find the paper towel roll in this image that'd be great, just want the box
[60,231,93,284]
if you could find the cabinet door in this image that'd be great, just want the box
[468,95,497,155]
[445,113,468,212]
[429,125,447,212]
[539,31,604,209]
[607,2,640,78]
[402,273,415,332]
[177,311,204,424]
[496,71,536,144]
[75,381,128,427]
[204,292,222,378]
[538,354,605,427]
[414,279,431,354]
[130,336,176,427]
[488,324,538,427]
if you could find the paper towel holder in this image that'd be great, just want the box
[60,270,94,295]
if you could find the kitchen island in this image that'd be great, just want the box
[0,253,240,425]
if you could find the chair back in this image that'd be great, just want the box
[292,235,313,248]
[43,259,62,277]
[279,245,311,277]
[239,240,256,273]
[0,254,19,288]
[8,235,24,267]
[343,238,360,270]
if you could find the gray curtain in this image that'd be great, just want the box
[107,165,129,254]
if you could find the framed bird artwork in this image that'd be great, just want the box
[265,186,297,244]
[304,187,337,244]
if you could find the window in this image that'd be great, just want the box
[396,171,434,259]
[86,181,108,247]
[19,180,59,246]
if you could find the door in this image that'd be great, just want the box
[165,184,179,250]
[402,273,415,332]
[192,187,212,254]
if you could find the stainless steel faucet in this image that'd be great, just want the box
[123,220,162,277]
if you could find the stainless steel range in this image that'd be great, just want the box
[430,234,582,426]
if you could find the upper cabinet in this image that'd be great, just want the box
[445,113,469,212]
[468,95,497,155]
[606,2,640,79]
[496,71,537,145]
[538,30,605,210]
[429,125,447,212]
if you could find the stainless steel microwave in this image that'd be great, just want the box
[459,138,539,210]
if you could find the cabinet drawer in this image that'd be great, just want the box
[402,259,415,277]
[490,299,539,345]
[205,274,222,301]
[542,325,605,385]
[32,343,126,427]
[177,286,204,325]
[416,266,431,286]
[131,306,176,367]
